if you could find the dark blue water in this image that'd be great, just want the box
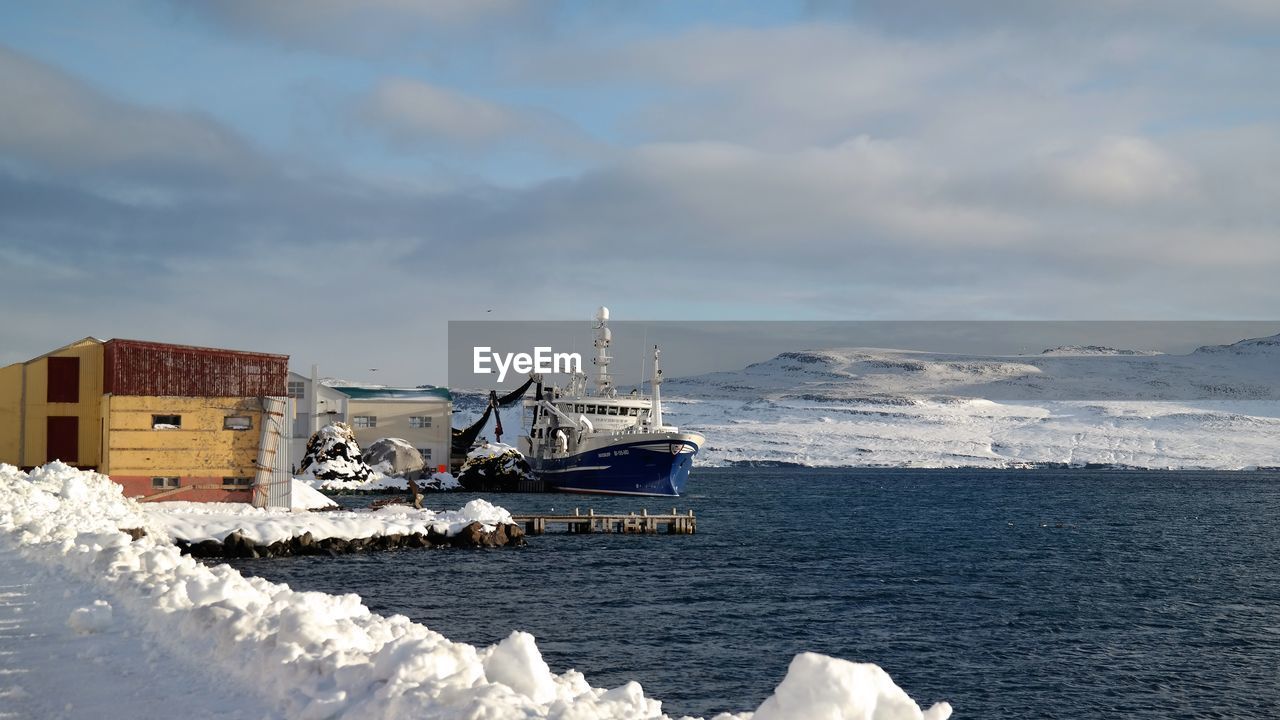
[228,468,1280,718]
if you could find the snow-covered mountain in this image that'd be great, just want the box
[659,334,1280,470]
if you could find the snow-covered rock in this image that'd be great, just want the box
[361,437,425,476]
[298,423,373,483]
[459,442,535,491]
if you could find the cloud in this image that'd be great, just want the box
[805,0,1280,34]
[0,46,260,183]
[357,77,592,152]
[363,78,521,143]
[3,11,1279,384]
[1047,136,1195,205]
[170,0,547,53]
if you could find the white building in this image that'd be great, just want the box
[284,369,453,473]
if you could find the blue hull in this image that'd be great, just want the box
[533,438,699,496]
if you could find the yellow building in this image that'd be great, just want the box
[0,338,289,502]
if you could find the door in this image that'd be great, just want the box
[47,416,79,464]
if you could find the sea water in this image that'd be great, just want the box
[229,468,1280,718]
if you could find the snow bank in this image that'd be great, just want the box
[66,600,113,635]
[143,498,515,545]
[0,462,952,719]
[754,654,951,720]
[291,478,339,510]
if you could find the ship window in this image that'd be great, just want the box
[607,406,619,416]
[627,408,638,416]
[576,404,585,413]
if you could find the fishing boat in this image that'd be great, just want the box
[518,307,704,496]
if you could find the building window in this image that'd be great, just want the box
[409,416,432,428]
[287,380,305,399]
[352,415,376,428]
[222,477,253,488]
[420,448,432,461]
[151,477,179,489]
[152,415,182,429]
[47,356,80,403]
[224,416,252,431]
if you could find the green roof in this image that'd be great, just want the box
[331,386,452,401]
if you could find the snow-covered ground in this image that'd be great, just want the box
[305,469,461,493]
[662,334,1280,469]
[143,497,515,545]
[0,462,952,720]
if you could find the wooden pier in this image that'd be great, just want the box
[512,508,696,535]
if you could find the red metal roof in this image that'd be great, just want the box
[103,339,288,397]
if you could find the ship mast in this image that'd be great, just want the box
[592,306,613,396]
[651,344,664,430]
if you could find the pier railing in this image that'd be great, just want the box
[511,508,696,535]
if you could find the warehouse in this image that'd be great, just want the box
[0,338,289,502]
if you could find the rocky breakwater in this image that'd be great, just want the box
[176,521,526,559]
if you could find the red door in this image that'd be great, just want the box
[47,416,79,464]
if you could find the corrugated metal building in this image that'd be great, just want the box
[0,338,289,502]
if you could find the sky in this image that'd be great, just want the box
[1,1,1278,385]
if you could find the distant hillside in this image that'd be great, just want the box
[659,334,1280,470]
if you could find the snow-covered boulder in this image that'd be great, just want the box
[458,442,535,491]
[753,653,952,720]
[298,423,372,483]
[422,471,462,491]
[361,437,425,476]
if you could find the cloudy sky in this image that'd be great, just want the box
[2,1,1278,384]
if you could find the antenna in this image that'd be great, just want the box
[640,326,648,395]
[592,306,613,395]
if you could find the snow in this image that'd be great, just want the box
[663,335,1280,469]
[143,497,516,545]
[1,461,952,719]
[305,470,461,492]
[467,441,522,460]
[753,654,952,720]
[66,598,115,635]
[0,548,276,720]
[291,478,339,510]
[298,423,372,483]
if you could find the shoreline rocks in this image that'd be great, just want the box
[174,521,525,559]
